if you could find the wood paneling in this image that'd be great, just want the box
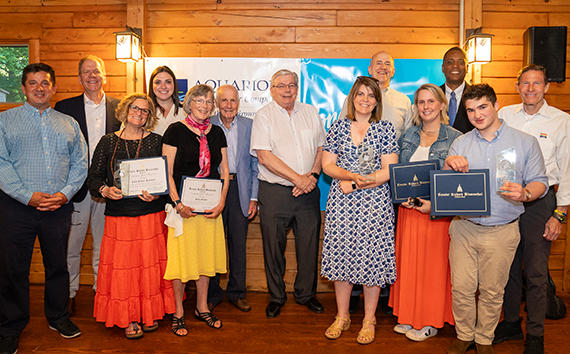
[338,10,458,27]
[147,27,296,44]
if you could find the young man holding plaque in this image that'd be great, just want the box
[443,84,548,354]
[494,64,570,354]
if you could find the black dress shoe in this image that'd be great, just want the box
[349,294,360,314]
[0,336,18,354]
[266,301,283,319]
[299,297,324,314]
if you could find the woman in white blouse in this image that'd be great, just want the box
[149,66,184,135]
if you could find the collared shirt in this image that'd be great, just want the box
[251,101,325,186]
[339,86,412,140]
[0,102,88,205]
[445,82,466,117]
[449,120,548,226]
[499,100,570,206]
[218,116,238,173]
[153,104,184,136]
[84,93,106,163]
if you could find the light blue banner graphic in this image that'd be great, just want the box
[300,58,446,210]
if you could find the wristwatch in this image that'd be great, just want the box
[524,188,532,202]
[310,172,320,180]
[351,181,357,191]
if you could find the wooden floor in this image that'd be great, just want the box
[17,285,570,354]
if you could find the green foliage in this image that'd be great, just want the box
[0,46,29,102]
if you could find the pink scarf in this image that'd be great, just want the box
[185,114,211,177]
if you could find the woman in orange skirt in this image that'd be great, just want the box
[87,93,176,339]
[389,84,462,341]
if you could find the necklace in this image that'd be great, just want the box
[110,129,144,171]
[421,127,440,135]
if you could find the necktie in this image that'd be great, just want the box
[449,91,457,126]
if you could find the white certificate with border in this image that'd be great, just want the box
[117,156,169,197]
[180,176,223,213]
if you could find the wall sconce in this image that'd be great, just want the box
[464,27,494,65]
[114,26,142,63]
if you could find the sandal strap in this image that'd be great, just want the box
[195,309,222,328]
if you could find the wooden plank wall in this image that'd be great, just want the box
[0,0,569,291]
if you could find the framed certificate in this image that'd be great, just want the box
[389,160,439,203]
[115,156,169,198]
[179,176,223,214]
[430,169,491,216]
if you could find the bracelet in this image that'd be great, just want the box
[553,209,567,224]
[99,185,108,195]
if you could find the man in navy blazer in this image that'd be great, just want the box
[208,85,259,312]
[440,47,474,134]
[54,56,120,313]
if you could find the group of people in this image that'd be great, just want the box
[0,45,567,354]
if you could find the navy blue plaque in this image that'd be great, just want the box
[389,160,439,203]
[430,169,491,216]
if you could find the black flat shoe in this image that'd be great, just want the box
[299,297,324,314]
[0,336,18,354]
[266,301,283,319]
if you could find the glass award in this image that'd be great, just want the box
[358,142,376,182]
[496,147,516,193]
[113,160,128,195]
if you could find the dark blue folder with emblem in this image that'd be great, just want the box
[430,169,491,216]
[389,160,439,203]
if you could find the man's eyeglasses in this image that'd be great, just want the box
[272,83,298,90]
[129,104,150,116]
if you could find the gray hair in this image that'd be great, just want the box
[271,69,299,86]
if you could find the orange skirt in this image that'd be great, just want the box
[389,206,455,329]
[94,211,176,328]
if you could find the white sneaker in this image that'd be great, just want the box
[393,324,413,334]
[405,326,438,341]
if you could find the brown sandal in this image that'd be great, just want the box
[357,320,376,345]
[325,316,351,339]
[125,322,143,340]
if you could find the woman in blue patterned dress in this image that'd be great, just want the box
[321,76,399,345]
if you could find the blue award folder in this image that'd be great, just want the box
[389,160,439,203]
[430,169,491,216]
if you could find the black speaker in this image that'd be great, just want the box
[523,26,567,83]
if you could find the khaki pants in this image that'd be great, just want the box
[449,218,520,345]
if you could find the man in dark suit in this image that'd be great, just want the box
[440,47,474,133]
[207,85,259,312]
[54,55,120,313]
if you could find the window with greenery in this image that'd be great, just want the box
[0,45,29,103]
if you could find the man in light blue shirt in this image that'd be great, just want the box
[443,84,547,354]
[0,63,88,354]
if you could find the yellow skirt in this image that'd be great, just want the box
[164,215,227,282]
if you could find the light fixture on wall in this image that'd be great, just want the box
[114,26,142,63]
[464,27,494,65]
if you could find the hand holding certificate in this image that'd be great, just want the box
[114,156,169,198]
[179,176,223,214]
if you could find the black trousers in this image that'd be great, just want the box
[0,191,72,337]
[502,187,556,336]
[208,179,249,303]
[258,181,321,304]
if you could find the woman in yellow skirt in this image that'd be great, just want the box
[162,84,229,335]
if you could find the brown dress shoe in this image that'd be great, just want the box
[447,339,475,354]
[476,343,495,354]
[229,298,251,312]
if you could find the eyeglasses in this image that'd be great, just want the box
[272,83,298,90]
[129,104,150,116]
[192,99,214,106]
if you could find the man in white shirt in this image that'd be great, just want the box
[251,69,325,319]
[440,47,474,133]
[340,51,412,139]
[494,64,570,354]
[54,55,120,314]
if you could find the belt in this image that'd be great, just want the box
[467,217,519,227]
[228,173,237,180]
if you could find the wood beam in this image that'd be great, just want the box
[126,0,146,94]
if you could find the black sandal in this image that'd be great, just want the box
[171,316,188,336]
[194,308,222,329]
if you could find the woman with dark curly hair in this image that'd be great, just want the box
[88,93,175,339]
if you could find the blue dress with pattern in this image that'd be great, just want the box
[321,118,399,286]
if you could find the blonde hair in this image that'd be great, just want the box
[411,84,449,126]
[115,93,158,131]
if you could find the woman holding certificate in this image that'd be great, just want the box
[149,66,184,136]
[321,76,399,345]
[389,83,462,341]
[88,93,175,339]
[162,84,229,335]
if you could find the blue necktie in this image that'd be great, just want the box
[449,91,457,126]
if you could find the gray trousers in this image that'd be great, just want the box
[258,181,321,304]
[502,187,555,336]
